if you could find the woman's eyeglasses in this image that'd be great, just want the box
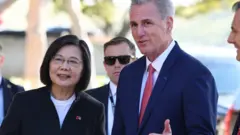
[52,55,82,68]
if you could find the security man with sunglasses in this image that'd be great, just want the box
[86,36,136,135]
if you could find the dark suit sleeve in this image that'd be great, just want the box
[112,68,126,135]
[0,93,23,135]
[183,72,218,135]
[94,103,106,135]
[85,90,93,96]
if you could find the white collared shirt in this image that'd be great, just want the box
[0,77,4,125]
[108,81,117,135]
[139,40,175,112]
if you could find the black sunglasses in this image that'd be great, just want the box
[104,55,133,66]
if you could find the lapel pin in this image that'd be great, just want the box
[76,116,81,120]
[7,84,11,89]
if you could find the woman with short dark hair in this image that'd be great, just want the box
[0,35,105,135]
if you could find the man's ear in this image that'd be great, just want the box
[166,16,173,33]
[0,55,5,68]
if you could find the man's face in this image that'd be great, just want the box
[228,9,240,61]
[130,1,173,60]
[104,43,134,85]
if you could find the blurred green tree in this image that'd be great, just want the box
[176,0,236,18]
[81,0,115,35]
[52,0,128,36]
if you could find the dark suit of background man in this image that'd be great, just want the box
[0,44,24,125]
[227,1,240,135]
[111,0,218,135]
[86,37,136,135]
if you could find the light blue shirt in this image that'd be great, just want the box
[0,77,3,125]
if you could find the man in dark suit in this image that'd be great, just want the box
[227,1,240,135]
[112,0,218,135]
[86,37,136,135]
[0,44,24,125]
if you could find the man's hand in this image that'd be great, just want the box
[149,119,172,135]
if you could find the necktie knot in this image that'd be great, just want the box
[148,64,155,74]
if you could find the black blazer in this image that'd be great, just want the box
[2,78,24,116]
[86,84,109,134]
[0,86,106,135]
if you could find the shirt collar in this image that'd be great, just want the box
[0,77,3,90]
[146,40,175,72]
[109,81,117,96]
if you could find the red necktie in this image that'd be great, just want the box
[237,128,240,135]
[139,64,155,125]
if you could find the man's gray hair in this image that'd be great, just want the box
[131,0,175,19]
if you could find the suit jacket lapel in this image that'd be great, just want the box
[2,78,12,116]
[102,84,109,117]
[101,84,110,134]
[61,92,88,134]
[129,57,146,132]
[138,42,181,132]
[39,87,61,133]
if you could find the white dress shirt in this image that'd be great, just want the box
[139,40,175,112]
[0,77,4,125]
[108,81,117,135]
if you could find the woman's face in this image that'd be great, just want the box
[49,45,83,89]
